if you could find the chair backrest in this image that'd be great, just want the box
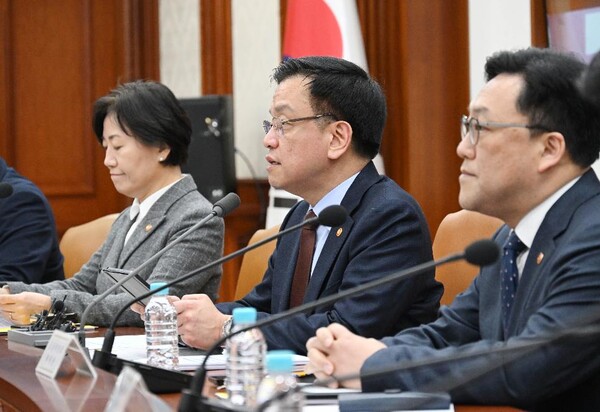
[59,213,119,278]
[234,224,280,300]
[433,210,503,306]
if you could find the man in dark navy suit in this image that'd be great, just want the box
[307,48,600,411]
[0,156,64,283]
[162,56,443,355]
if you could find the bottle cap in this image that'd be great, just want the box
[232,307,257,324]
[266,350,294,373]
[149,282,169,296]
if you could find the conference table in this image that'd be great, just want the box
[0,327,521,411]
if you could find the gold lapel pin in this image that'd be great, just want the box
[336,228,343,237]
[536,252,544,265]
[145,224,153,232]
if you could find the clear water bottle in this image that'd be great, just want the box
[225,307,267,407]
[145,282,179,369]
[257,350,304,411]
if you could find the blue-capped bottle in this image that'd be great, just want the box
[144,282,179,369]
[257,350,304,411]
[225,307,267,407]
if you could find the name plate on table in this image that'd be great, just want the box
[8,326,96,347]
[36,330,97,379]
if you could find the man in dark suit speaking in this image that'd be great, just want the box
[155,56,443,355]
[306,48,600,410]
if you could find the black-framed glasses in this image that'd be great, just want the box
[460,115,551,146]
[262,113,335,136]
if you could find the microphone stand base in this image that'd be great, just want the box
[92,350,192,394]
[92,349,116,370]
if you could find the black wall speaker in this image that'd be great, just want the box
[179,96,237,204]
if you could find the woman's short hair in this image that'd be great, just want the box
[92,80,192,166]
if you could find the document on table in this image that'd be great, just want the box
[0,316,13,333]
[85,335,453,411]
[85,334,309,372]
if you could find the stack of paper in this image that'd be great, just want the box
[85,334,309,372]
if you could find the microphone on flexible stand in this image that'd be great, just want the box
[0,182,14,198]
[78,192,241,348]
[177,239,501,412]
[92,204,348,375]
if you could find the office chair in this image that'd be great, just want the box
[433,210,503,306]
[233,224,280,300]
[59,213,119,278]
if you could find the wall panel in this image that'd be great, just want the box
[358,0,468,235]
[11,1,94,195]
[0,0,159,234]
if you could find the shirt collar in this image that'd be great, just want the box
[515,176,580,248]
[129,177,182,222]
[310,172,359,214]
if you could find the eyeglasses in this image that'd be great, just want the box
[460,115,551,146]
[262,113,335,136]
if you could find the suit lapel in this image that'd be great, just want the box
[102,213,133,268]
[117,175,196,267]
[304,162,382,303]
[508,170,600,334]
[118,213,166,267]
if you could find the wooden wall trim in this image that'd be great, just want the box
[133,0,161,81]
[0,0,13,161]
[200,0,232,94]
[531,0,549,47]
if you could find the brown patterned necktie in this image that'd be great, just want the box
[289,210,318,308]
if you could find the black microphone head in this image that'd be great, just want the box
[464,239,500,266]
[213,192,241,217]
[0,182,13,198]
[52,300,65,313]
[318,205,348,227]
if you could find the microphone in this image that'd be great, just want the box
[44,299,70,331]
[29,298,74,332]
[78,192,241,347]
[0,182,13,198]
[30,300,65,331]
[177,239,500,411]
[92,204,348,373]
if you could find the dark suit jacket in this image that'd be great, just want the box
[0,157,64,283]
[362,169,600,411]
[218,162,443,354]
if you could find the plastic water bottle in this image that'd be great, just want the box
[145,282,179,369]
[225,307,267,407]
[257,350,304,411]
